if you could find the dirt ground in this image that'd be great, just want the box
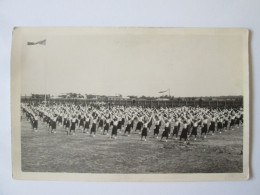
[21,116,243,173]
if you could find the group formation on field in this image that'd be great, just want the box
[21,102,243,143]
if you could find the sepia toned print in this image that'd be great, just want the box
[11,27,249,181]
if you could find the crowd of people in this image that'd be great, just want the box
[21,102,244,143]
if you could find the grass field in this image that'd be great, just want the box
[21,116,243,173]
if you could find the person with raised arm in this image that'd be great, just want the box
[153,114,160,139]
[135,116,143,134]
[190,118,199,140]
[201,115,208,138]
[161,116,170,142]
[124,115,133,136]
[90,115,98,137]
[111,117,118,139]
[180,120,188,143]
[141,118,148,141]
[83,114,90,133]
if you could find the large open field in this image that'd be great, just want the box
[21,116,243,173]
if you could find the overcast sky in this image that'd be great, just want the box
[20,28,246,97]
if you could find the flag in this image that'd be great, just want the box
[158,89,169,93]
[27,40,46,45]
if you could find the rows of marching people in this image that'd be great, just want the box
[21,102,243,143]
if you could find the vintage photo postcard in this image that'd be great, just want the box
[11,27,250,181]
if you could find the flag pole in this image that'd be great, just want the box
[27,39,47,106]
[43,39,47,106]
[44,41,47,106]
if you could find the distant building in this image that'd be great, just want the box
[59,93,85,99]
[58,94,68,98]
[107,95,123,101]
[156,98,169,101]
[31,94,50,100]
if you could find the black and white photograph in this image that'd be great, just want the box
[11,27,249,181]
